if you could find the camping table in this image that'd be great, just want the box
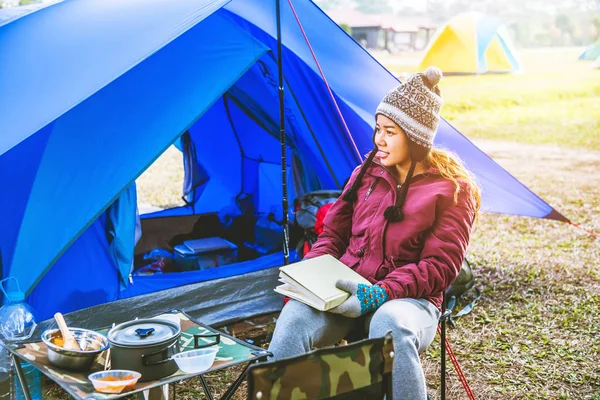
[4,311,271,400]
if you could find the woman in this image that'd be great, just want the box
[268,67,481,399]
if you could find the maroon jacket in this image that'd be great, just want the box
[305,158,477,310]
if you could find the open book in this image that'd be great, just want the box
[274,254,371,311]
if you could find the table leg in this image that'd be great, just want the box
[11,354,32,400]
[218,364,248,400]
[219,354,270,400]
[199,376,214,400]
[137,384,169,400]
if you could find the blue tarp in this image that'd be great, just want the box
[0,0,567,320]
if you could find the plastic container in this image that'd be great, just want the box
[171,347,218,374]
[0,341,10,383]
[88,370,141,394]
[0,278,37,342]
[254,208,284,254]
[173,237,238,271]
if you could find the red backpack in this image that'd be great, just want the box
[293,190,342,259]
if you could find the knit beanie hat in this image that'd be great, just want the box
[376,66,443,161]
[343,66,444,222]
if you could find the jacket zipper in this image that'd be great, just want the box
[364,178,378,200]
[371,159,429,264]
[382,221,390,264]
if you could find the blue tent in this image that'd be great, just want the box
[0,0,567,324]
[579,40,600,61]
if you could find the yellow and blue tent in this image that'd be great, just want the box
[419,12,520,74]
[579,40,600,61]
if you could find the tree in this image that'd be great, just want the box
[313,0,356,10]
[425,0,449,23]
[592,15,600,40]
[555,13,574,34]
[339,23,352,34]
[555,13,574,45]
[354,0,392,14]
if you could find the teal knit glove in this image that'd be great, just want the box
[329,280,389,318]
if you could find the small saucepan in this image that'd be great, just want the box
[107,318,219,382]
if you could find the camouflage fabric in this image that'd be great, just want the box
[248,333,394,400]
[6,312,269,400]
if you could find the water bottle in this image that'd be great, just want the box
[0,279,42,400]
[0,340,10,398]
[0,278,36,342]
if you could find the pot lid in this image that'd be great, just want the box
[108,319,180,347]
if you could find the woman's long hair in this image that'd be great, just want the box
[428,148,481,214]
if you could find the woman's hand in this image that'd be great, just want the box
[329,280,389,318]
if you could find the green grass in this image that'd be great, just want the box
[442,73,600,151]
[136,145,184,209]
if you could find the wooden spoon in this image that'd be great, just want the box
[54,312,81,351]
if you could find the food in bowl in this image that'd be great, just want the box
[41,328,109,371]
[88,370,141,394]
[51,334,101,351]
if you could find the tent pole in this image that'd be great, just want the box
[276,0,290,265]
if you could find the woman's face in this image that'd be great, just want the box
[374,114,411,168]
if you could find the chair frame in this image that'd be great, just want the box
[439,294,452,400]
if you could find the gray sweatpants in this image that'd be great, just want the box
[268,298,441,400]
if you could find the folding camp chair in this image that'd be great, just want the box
[247,333,394,400]
[333,294,458,400]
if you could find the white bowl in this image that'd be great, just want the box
[172,347,218,374]
[88,370,141,394]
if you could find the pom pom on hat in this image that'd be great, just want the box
[423,66,443,88]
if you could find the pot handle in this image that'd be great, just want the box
[141,340,178,366]
[135,328,155,338]
[194,333,220,349]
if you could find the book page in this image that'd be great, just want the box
[274,284,327,311]
[278,254,370,305]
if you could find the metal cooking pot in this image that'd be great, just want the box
[41,328,109,371]
[107,318,220,382]
[108,319,181,382]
